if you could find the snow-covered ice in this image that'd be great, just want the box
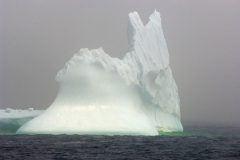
[17,11,183,135]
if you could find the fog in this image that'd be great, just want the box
[0,0,239,125]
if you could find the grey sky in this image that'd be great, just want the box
[0,0,239,125]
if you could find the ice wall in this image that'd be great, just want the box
[17,11,183,135]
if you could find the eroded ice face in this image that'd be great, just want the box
[17,11,182,135]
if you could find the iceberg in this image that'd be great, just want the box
[17,11,183,135]
[0,108,44,133]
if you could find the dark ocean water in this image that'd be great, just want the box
[0,123,240,160]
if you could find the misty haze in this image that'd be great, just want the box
[0,1,240,159]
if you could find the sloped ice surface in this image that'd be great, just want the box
[0,108,44,133]
[17,11,183,135]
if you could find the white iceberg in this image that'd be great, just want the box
[17,11,183,135]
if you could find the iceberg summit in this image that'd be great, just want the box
[17,11,183,135]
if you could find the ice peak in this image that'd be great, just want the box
[128,11,144,27]
[148,10,161,23]
[127,10,169,71]
[128,10,161,28]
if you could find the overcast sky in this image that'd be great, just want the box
[0,0,239,125]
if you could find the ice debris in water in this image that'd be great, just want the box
[17,11,183,135]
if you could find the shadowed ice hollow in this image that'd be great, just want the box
[17,11,183,135]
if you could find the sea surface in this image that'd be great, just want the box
[0,122,239,160]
